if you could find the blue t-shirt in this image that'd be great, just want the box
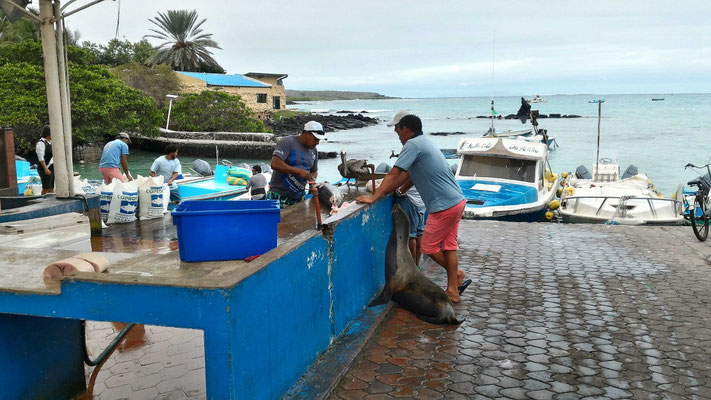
[394,135,464,213]
[150,155,182,190]
[269,136,318,199]
[99,139,129,168]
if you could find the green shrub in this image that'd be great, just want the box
[0,41,162,155]
[169,90,268,132]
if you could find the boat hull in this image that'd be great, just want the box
[460,179,559,222]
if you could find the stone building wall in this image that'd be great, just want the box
[175,73,286,116]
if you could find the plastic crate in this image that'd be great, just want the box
[172,200,280,262]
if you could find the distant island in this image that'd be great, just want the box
[286,90,397,102]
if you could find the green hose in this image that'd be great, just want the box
[80,320,136,367]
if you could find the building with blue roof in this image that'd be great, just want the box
[176,71,288,114]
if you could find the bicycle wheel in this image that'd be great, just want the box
[690,195,709,241]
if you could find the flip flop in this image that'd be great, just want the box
[458,279,472,295]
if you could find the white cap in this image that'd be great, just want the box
[303,121,326,140]
[386,110,411,127]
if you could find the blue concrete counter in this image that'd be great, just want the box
[0,195,394,399]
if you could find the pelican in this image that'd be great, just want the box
[338,150,370,187]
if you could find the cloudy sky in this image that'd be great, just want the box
[66,0,711,98]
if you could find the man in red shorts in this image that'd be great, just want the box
[357,114,468,303]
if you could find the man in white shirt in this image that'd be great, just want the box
[35,125,54,195]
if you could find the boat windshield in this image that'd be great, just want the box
[459,155,537,183]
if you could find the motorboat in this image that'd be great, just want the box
[526,94,546,103]
[177,162,270,201]
[482,127,532,138]
[559,163,683,225]
[589,99,605,104]
[454,137,559,221]
[651,98,665,101]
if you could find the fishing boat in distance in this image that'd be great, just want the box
[454,137,559,221]
[589,99,605,104]
[651,98,665,101]
[526,94,546,103]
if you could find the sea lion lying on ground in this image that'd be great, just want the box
[368,204,463,325]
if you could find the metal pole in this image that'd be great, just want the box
[39,0,70,197]
[165,98,173,130]
[54,0,75,196]
[594,101,602,181]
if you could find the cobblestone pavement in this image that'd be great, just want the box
[330,221,711,399]
[75,322,206,400]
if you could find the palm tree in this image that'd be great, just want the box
[144,9,222,72]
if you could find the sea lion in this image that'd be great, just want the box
[368,204,463,325]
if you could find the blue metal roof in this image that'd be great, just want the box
[177,71,270,88]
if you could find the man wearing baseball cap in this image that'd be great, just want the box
[99,132,133,184]
[357,113,467,303]
[267,120,325,207]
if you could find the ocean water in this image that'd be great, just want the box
[297,93,711,197]
[76,93,710,197]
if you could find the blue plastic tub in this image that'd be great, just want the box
[172,200,280,262]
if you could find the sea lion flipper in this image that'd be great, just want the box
[414,314,445,325]
[368,287,392,307]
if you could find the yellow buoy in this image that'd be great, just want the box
[545,211,555,220]
[548,199,560,210]
[24,187,33,196]
[560,179,566,187]
[561,171,568,178]
[556,188,563,197]
[564,186,575,196]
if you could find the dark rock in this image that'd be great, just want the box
[563,114,582,118]
[430,131,466,136]
[549,113,561,118]
[266,113,378,137]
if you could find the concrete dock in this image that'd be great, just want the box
[72,219,711,399]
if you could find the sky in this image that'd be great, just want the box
[64,0,711,98]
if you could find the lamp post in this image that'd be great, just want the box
[165,94,178,130]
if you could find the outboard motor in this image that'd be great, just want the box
[192,159,213,176]
[621,165,639,179]
[575,165,592,179]
[375,162,391,174]
[259,163,272,174]
[236,162,251,170]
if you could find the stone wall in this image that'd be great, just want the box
[175,73,286,115]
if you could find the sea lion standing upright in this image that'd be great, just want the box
[369,204,463,325]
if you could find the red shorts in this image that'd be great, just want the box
[100,167,125,184]
[421,200,465,254]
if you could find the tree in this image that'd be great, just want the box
[81,38,156,66]
[144,9,222,72]
[0,41,161,155]
[169,91,268,133]
[0,8,40,44]
[111,63,181,108]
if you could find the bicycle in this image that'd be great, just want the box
[684,162,711,241]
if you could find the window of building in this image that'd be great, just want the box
[273,96,281,109]
[257,94,267,103]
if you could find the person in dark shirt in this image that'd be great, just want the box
[266,121,325,208]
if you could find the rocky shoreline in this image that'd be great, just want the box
[266,113,379,137]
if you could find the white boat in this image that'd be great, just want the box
[482,127,533,137]
[455,137,559,221]
[527,94,546,103]
[559,163,683,225]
